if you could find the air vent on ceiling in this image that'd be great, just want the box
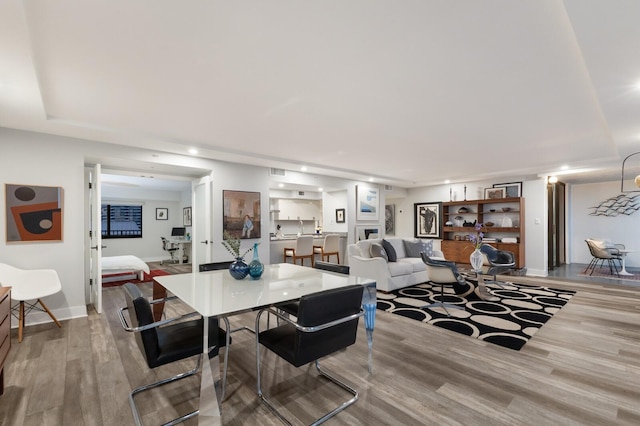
[270,168,286,176]
[298,191,305,196]
[384,185,394,191]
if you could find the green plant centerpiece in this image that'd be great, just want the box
[222,230,253,279]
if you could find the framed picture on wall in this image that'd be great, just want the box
[183,207,192,226]
[414,202,441,239]
[156,208,168,220]
[492,181,522,198]
[355,225,381,241]
[5,183,64,242]
[223,190,261,239]
[356,184,379,220]
[335,208,345,223]
[385,204,395,235]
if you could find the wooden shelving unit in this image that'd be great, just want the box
[441,197,525,268]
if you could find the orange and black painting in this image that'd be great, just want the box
[6,184,63,242]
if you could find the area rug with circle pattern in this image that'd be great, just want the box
[376,276,575,350]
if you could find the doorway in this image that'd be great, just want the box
[547,180,566,269]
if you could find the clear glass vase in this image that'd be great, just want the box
[248,243,264,279]
[470,248,484,272]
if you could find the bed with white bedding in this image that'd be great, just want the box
[101,255,150,282]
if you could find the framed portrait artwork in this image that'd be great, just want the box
[492,182,522,198]
[484,187,506,200]
[156,208,168,220]
[335,208,345,223]
[183,206,192,226]
[223,190,261,239]
[356,184,379,220]
[414,202,441,239]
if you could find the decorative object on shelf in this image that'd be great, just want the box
[222,230,254,279]
[445,220,453,227]
[248,242,264,279]
[156,207,168,220]
[492,181,522,198]
[464,185,467,201]
[485,222,495,227]
[414,202,442,239]
[484,187,505,199]
[223,190,261,239]
[458,207,469,213]
[468,222,485,272]
[462,220,476,227]
[490,209,496,212]
[501,207,511,212]
[335,208,345,223]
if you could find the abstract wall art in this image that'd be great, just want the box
[6,184,63,242]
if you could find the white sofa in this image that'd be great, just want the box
[347,237,444,292]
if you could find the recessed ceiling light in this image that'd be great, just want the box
[560,164,569,170]
[318,187,323,192]
[548,176,558,184]
[444,179,451,184]
[301,166,307,172]
[368,177,374,182]
[278,183,284,188]
[188,148,198,155]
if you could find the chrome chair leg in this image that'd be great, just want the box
[423,283,464,316]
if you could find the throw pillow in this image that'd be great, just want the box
[369,243,388,261]
[381,239,397,262]
[403,239,434,258]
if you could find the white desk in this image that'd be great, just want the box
[154,263,376,425]
[166,237,192,264]
[618,250,637,276]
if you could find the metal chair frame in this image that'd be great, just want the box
[118,289,231,426]
[255,292,364,425]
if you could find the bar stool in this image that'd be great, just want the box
[284,235,314,267]
[313,234,341,264]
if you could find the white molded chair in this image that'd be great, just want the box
[0,263,62,342]
[284,235,315,267]
[313,234,341,264]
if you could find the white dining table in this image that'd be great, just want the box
[154,263,376,425]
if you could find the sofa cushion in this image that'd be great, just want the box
[403,239,434,257]
[387,261,414,277]
[381,239,397,262]
[398,257,427,273]
[355,238,382,258]
[369,243,388,261]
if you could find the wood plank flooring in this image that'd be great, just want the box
[1,271,639,425]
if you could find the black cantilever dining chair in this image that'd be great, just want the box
[255,285,364,425]
[118,283,231,426]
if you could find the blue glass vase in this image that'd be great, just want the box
[248,243,264,279]
[229,257,249,280]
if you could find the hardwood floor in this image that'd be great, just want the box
[1,268,640,425]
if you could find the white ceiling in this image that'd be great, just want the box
[1,0,640,189]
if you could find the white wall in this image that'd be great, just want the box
[322,190,349,233]
[0,128,88,323]
[570,180,640,268]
